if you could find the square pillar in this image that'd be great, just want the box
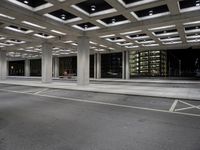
[53,57,59,78]
[77,36,89,86]
[122,50,130,80]
[96,52,101,79]
[25,59,30,77]
[94,53,97,79]
[125,50,130,79]
[42,42,52,83]
[0,50,7,80]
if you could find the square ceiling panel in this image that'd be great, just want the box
[72,22,100,31]
[185,25,200,34]
[179,0,200,13]
[135,39,155,44]
[153,29,178,37]
[118,0,158,8]
[7,0,53,11]
[71,0,117,17]
[131,5,170,20]
[16,0,47,7]
[45,9,82,23]
[106,37,126,42]
[97,15,130,27]
[127,33,149,40]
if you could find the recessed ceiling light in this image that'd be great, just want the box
[196,0,200,6]
[84,24,88,29]
[149,10,153,16]
[61,14,66,20]
[24,0,28,4]
[112,18,116,24]
[91,5,96,11]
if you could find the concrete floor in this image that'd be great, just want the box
[0,84,200,150]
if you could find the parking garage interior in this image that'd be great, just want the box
[0,0,200,150]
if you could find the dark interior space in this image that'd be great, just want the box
[30,59,41,76]
[167,48,200,78]
[59,56,77,76]
[9,60,25,76]
[101,52,122,78]
[59,55,94,77]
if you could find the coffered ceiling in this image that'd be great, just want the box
[0,0,200,58]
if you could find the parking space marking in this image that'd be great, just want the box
[169,99,179,112]
[0,88,200,117]
[33,88,49,95]
[175,100,200,112]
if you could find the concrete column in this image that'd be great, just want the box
[0,50,7,80]
[77,36,90,86]
[94,53,97,79]
[97,52,101,79]
[53,57,59,78]
[125,50,130,80]
[122,50,130,80]
[42,42,52,83]
[122,51,125,79]
[25,59,30,77]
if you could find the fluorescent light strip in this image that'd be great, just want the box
[159,37,181,42]
[125,45,139,48]
[51,30,66,35]
[135,40,155,44]
[99,34,115,38]
[5,26,33,34]
[6,40,26,44]
[71,5,117,17]
[34,34,55,39]
[7,0,53,12]
[185,29,200,34]
[183,21,200,26]
[142,43,159,47]
[186,35,200,39]
[0,13,15,20]
[127,35,150,40]
[0,42,14,46]
[100,44,107,48]
[120,30,142,35]
[118,0,158,8]
[163,41,182,45]
[44,14,82,24]
[89,41,97,45]
[187,39,200,43]
[0,37,6,40]
[64,40,73,43]
[97,19,130,27]
[153,32,179,37]
[131,12,170,21]
[22,21,46,29]
[149,25,176,31]
[72,25,100,31]
[116,42,133,46]
[180,5,200,13]
[106,38,126,42]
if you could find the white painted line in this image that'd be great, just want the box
[169,99,179,112]
[0,88,200,117]
[175,100,200,112]
[175,106,200,112]
[34,88,48,95]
